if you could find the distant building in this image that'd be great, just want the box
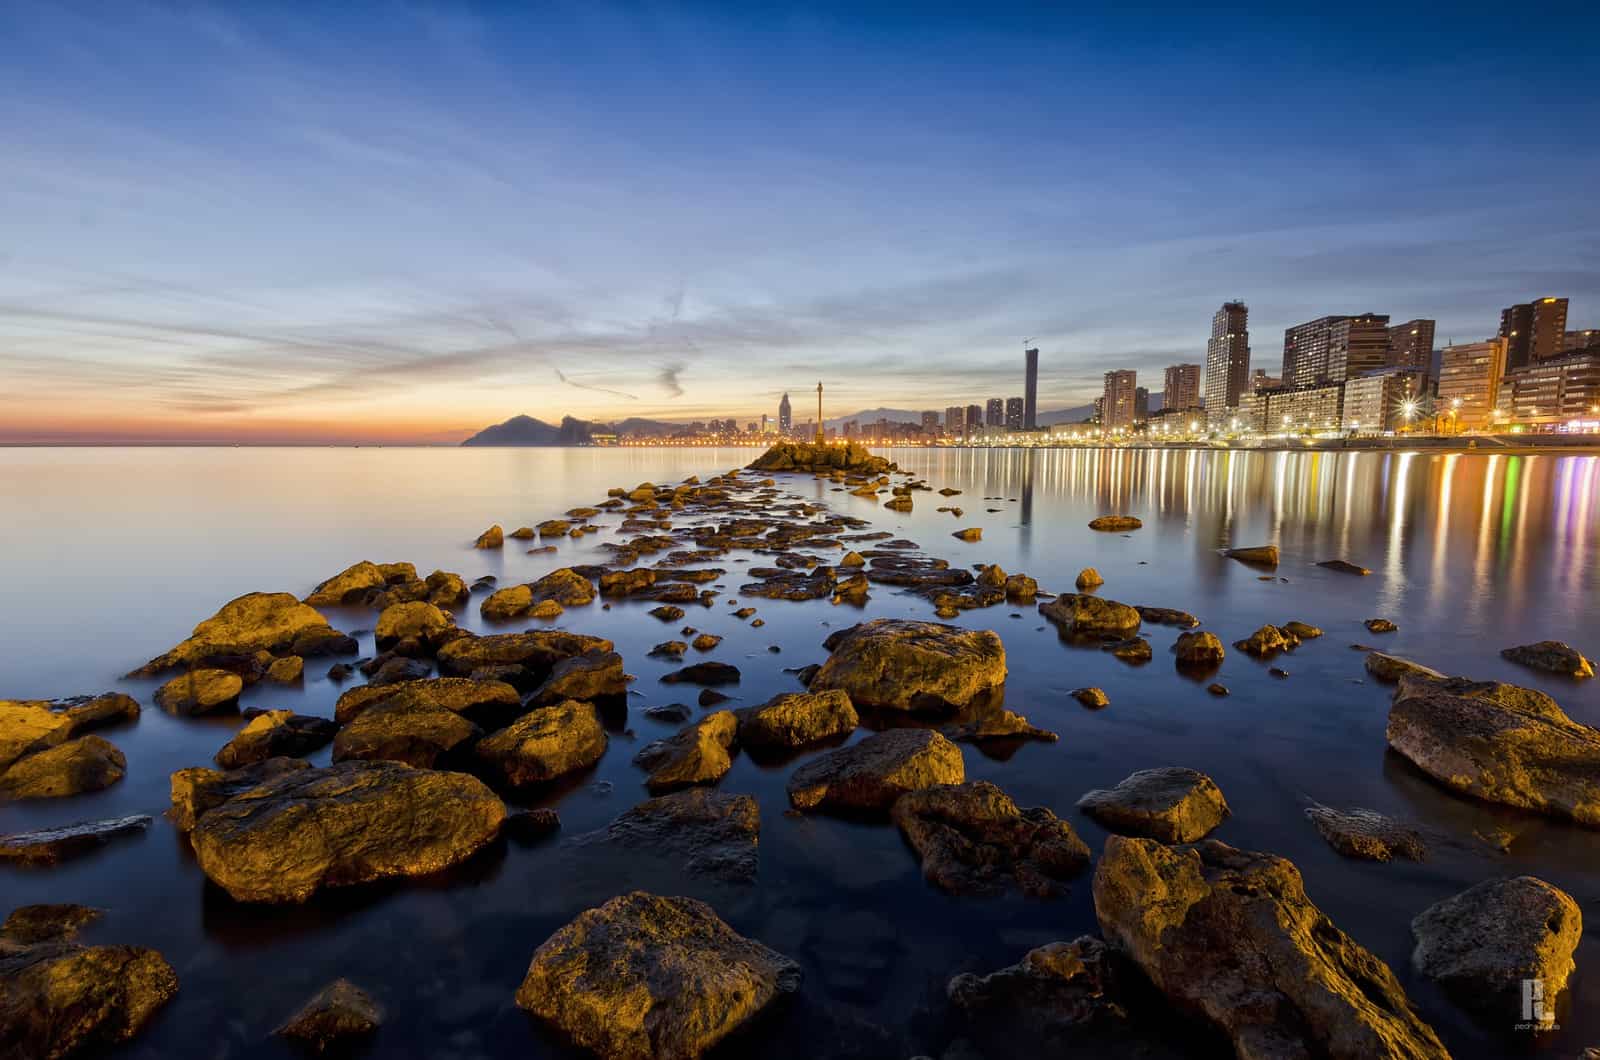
[920,410,940,435]
[1004,397,1024,430]
[1282,313,1389,387]
[1204,301,1251,422]
[1564,329,1600,352]
[1023,348,1039,429]
[843,420,858,438]
[1092,396,1104,424]
[964,404,984,437]
[1387,319,1436,375]
[1163,364,1202,412]
[778,393,792,434]
[1499,351,1600,424]
[1133,386,1149,423]
[1244,383,1344,434]
[1342,368,1425,434]
[1250,369,1282,391]
[944,406,964,436]
[1500,297,1568,370]
[985,398,1005,426]
[1437,338,1508,429]
[1102,370,1137,430]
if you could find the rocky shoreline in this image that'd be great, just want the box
[2,439,1595,1059]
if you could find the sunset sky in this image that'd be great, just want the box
[2,2,1597,444]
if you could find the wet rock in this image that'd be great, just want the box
[1039,594,1141,639]
[304,560,390,606]
[131,592,355,676]
[648,640,687,659]
[373,601,454,651]
[633,712,737,794]
[691,633,722,651]
[326,662,355,681]
[1003,573,1038,603]
[698,689,730,707]
[504,808,561,843]
[734,690,857,751]
[1269,666,1290,679]
[1234,623,1298,656]
[190,760,505,902]
[1365,617,1398,633]
[154,668,243,715]
[275,978,384,1053]
[1073,568,1104,590]
[1071,687,1110,709]
[214,710,337,769]
[333,676,520,725]
[944,707,1058,744]
[649,605,686,622]
[477,700,607,787]
[571,788,759,883]
[884,495,913,513]
[1223,544,1278,567]
[509,526,536,540]
[599,567,657,596]
[1095,837,1446,1058]
[733,607,756,619]
[2,904,103,945]
[422,569,470,607]
[0,815,152,866]
[947,936,1184,1060]
[811,619,1005,713]
[537,519,571,538]
[1207,682,1229,696]
[0,735,126,801]
[0,694,138,778]
[516,891,800,1060]
[1386,674,1600,827]
[1173,630,1225,667]
[1135,606,1200,628]
[840,550,865,567]
[787,728,964,813]
[1365,651,1445,683]
[363,654,431,685]
[481,569,597,621]
[1077,767,1230,843]
[1088,515,1142,532]
[892,781,1089,897]
[0,939,178,1058]
[474,524,504,549]
[436,629,613,680]
[1304,804,1425,862]
[1500,640,1594,679]
[661,661,741,687]
[528,650,627,707]
[831,572,870,605]
[169,757,312,832]
[643,703,693,724]
[1411,876,1582,1018]
[332,698,480,768]
[1105,637,1152,663]
[951,527,982,542]
[1317,559,1371,576]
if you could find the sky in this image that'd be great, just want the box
[2,2,1597,444]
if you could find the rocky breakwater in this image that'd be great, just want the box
[747,440,894,475]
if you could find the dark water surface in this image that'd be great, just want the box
[2,445,1597,1059]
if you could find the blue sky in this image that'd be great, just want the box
[2,2,1597,442]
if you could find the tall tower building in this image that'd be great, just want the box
[944,406,965,436]
[777,392,792,434]
[964,404,984,437]
[1164,364,1202,411]
[1004,397,1024,430]
[1204,301,1251,420]
[1282,313,1389,387]
[1388,319,1436,373]
[1500,297,1569,370]
[1102,370,1138,430]
[1023,348,1039,429]
[985,398,1004,426]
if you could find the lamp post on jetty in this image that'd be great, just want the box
[815,382,825,445]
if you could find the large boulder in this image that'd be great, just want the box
[1173,631,1225,667]
[1076,768,1230,843]
[1039,595,1141,639]
[130,592,355,675]
[373,601,455,652]
[304,560,387,606]
[436,630,613,683]
[1386,673,1600,827]
[515,891,801,1060]
[748,440,891,475]
[1094,837,1447,1059]
[734,690,858,751]
[1411,876,1582,1017]
[1500,640,1594,679]
[891,781,1090,897]
[475,700,607,787]
[527,650,627,707]
[0,736,126,800]
[333,677,520,725]
[214,710,337,769]
[809,619,1006,713]
[633,712,737,794]
[189,761,505,902]
[332,699,481,768]
[0,941,178,1058]
[569,788,760,883]
[0,694,138,774]
[153,669,243,715]
[787,729,964,813]
[169,757,311,832]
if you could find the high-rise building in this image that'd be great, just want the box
[920,410,940,435]
[985,398,1004,426]
[964,404,984,437]
[1250,369,1281,391]
[1163,364,1202,412]
[1023,348,1039,429]
[944,406,964,436]
[1102,370,1138,430]
[1437,338,1508,428]
[1342,368,1426,434]
[1500,298,1568,370]
[1133,386,1149,423]
[1204,302,1250,420]
[1563,329,1600,353]
[1092,396,1104,424]
[1283,313,1389,387]
[1387,319,1436,374]
[777,393,792,433]
[1004,397,1024,430]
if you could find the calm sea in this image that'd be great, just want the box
[2,445,1597,1059]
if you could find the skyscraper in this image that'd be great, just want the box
[1133,386,1149,423]
[1500,298,1569,370]
[1204,302,1250,420]
[1437,338,1508,428]
[1004,397,1024,430]
[985,398,1004,426]
[964,404,984,437]
[777,393,792,434]
[944,407,964,436]
[1023,348,1039,429]
[1387,319,1436,373]
[1164,364,1202,411]
[1102,370,1137,430]
[1282,313,1389,387]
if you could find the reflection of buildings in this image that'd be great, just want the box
[1437,338,1507,428]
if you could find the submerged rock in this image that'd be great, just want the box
[660,661,742,687]
[1039,594,1141,639]
[570,788,760,883]
[1135,605,1199,628]
[1094,837,1447,1059]
[476,700,608,787]
[1365,617,1398,633]
[1304,804,1426,862]
[633,712,737,794]
[734,690,857,751]
[1077,767,1230,843]
[1365,651,1445,683]
[0,940,178,1058]
[275,978,384,1054]
[1088,515,1141,532]
[810,619,1006,713]
[131,592,355,676]
[944,707,1058,744]
[1071,687,1109,709]
[1317,559,1371,576]
[2,904,104,945]
[516,891,801,1060]
[951,527,982,542]
[892,780,1090,897]
[190,760,505,903]
[1283,620,1323,639]
[1223,544,1279,567]
[0,735,126,800]
[1386,674,1600,827]
[1411,876,1582,1018]
[1173,631,1225,667]
[169,756,311,832]
[214,710,337,769]
[0,815,151,866]
[1500,640,1594,678]
[787,728,964,813]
